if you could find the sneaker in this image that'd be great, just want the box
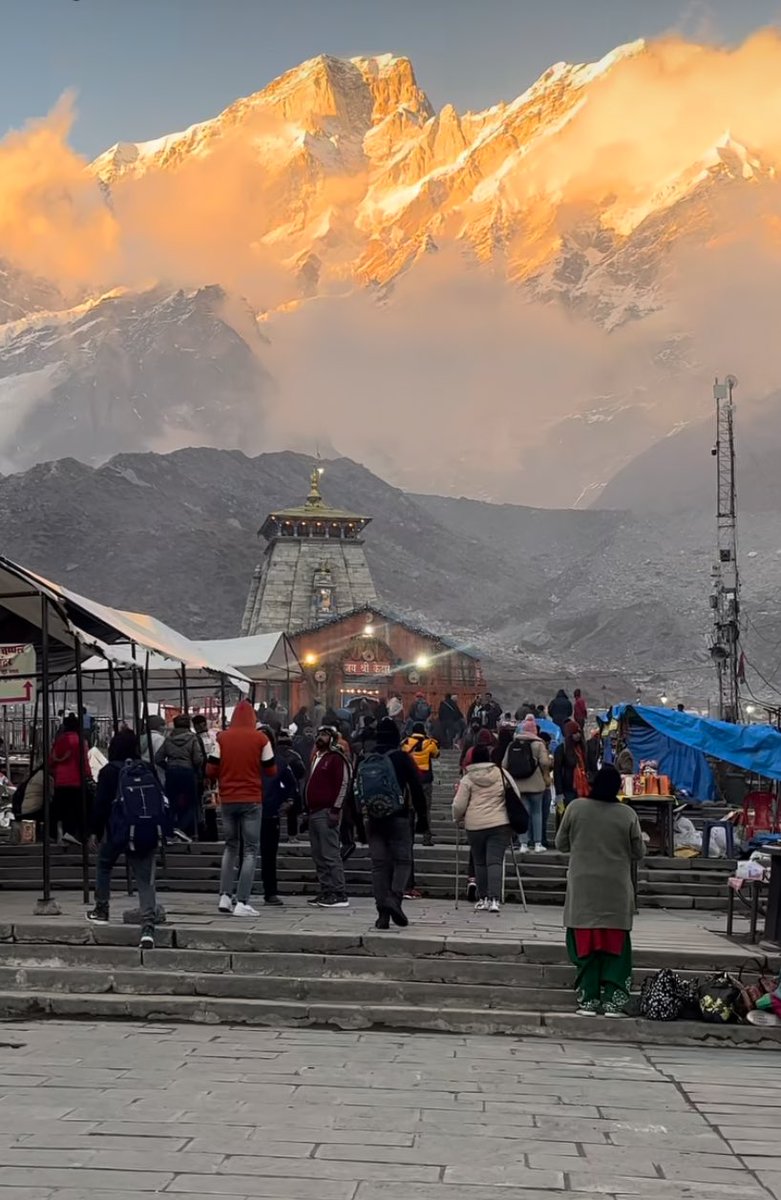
[533,844,546,853]
[374,910,390,930]
[172,828,192,843]
[604,1010,628,1019]
[422,833,433,847]
[307,894,327,907]
[474,899,488,912]
[518,842,529,853]
[489,899,500,914]
[62,832,81,847]
[218,894,234,914]
[576,1008,599,1017]
[86,906,109,925]
[233,902,260,917]
[466,880,478,903]
[403,888,422,900]
[264,896,284,907]
[139,926,155,950]
[316,895,349,908]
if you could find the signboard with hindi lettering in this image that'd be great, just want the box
[0,643,36,705]
[343,660,393,677]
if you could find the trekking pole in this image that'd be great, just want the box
[454,821,461,909]
[508,838,528,914]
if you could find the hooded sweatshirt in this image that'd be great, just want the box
[452,762,519,831]
[156,727,204,773]
[207,700,276,804]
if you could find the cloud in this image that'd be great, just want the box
[0,95,118,289]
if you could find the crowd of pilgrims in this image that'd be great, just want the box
[15,684,647,1015]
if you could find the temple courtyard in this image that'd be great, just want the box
[0,1017,779,1199]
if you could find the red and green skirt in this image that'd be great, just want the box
[566,928,632,1014]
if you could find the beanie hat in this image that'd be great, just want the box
[476,729,495,747]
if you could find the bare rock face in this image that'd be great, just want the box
[0,286,272,470]
[0,447,776,698]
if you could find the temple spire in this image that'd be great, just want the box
[306,466,324,509]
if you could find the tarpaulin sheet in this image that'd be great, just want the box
[625,721,715,802]
[614,703,781,791]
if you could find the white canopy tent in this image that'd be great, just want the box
[197,634,302,685]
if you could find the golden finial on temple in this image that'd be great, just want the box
[306,465,324,508]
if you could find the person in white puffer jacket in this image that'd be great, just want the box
[452,745,519,914]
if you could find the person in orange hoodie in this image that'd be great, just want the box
[207,700,276,917]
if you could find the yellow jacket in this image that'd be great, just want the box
[402,734,440,775]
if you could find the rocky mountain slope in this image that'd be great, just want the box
[1,447,779,703]
[3,39,781,504]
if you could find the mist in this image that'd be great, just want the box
[4,32,781,502]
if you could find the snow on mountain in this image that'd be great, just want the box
[2,38,781,499]
[85,41,770,322]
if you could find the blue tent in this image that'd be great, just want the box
[611,705,781,802]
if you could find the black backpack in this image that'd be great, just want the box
[505,739,538,781]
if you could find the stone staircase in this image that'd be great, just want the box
[0,915,778,1046]
[0,750,736,910]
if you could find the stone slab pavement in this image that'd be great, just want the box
[0,1019,779,1199]
[0,890,765,959]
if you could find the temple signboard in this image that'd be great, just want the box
[343,660,393,677]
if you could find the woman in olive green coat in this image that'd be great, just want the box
[555,765,645,1016]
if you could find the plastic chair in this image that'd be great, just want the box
[701,820,736,859]
[741,791,777,840]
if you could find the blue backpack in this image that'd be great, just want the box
[109,759,170,853]
[355,752,405,820]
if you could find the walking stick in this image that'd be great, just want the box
[454,821,461,909]
[508,838,528,913]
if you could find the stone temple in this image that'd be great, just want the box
[241,468,379,636]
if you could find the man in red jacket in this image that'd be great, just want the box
[305,726,350,908]
[207,700,276,917]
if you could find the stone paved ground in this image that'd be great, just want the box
[0,890,761,958]
[0,1020,779,1199]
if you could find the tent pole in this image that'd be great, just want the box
[74,651,91,904]
[220,675,227,731]
[131,646,141,732]
[28,690,40,771]
[140,653,156,768]
[39,597,53,907]
[107,662,119,734]
[181,665,189,715]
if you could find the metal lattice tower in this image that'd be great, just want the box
[710,376,741,722]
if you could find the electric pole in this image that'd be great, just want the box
[710,375,741,722]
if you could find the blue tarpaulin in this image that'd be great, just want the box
[612,704,781,800]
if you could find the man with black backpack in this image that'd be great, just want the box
[86,729,171,948]
[405,692,431,734]
[355,717,428,929]
[502,715,551,853]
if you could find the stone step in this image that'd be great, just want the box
[6,920,770,973]
[0,965,577,1011]
[0,941,716,992]
[1,988,778,1047]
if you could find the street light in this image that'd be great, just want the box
[363,624,375,637]
[660,693,668,706]
[415,655,430,670]
[303,652,318,666]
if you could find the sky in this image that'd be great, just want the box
[3,0,781,157]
